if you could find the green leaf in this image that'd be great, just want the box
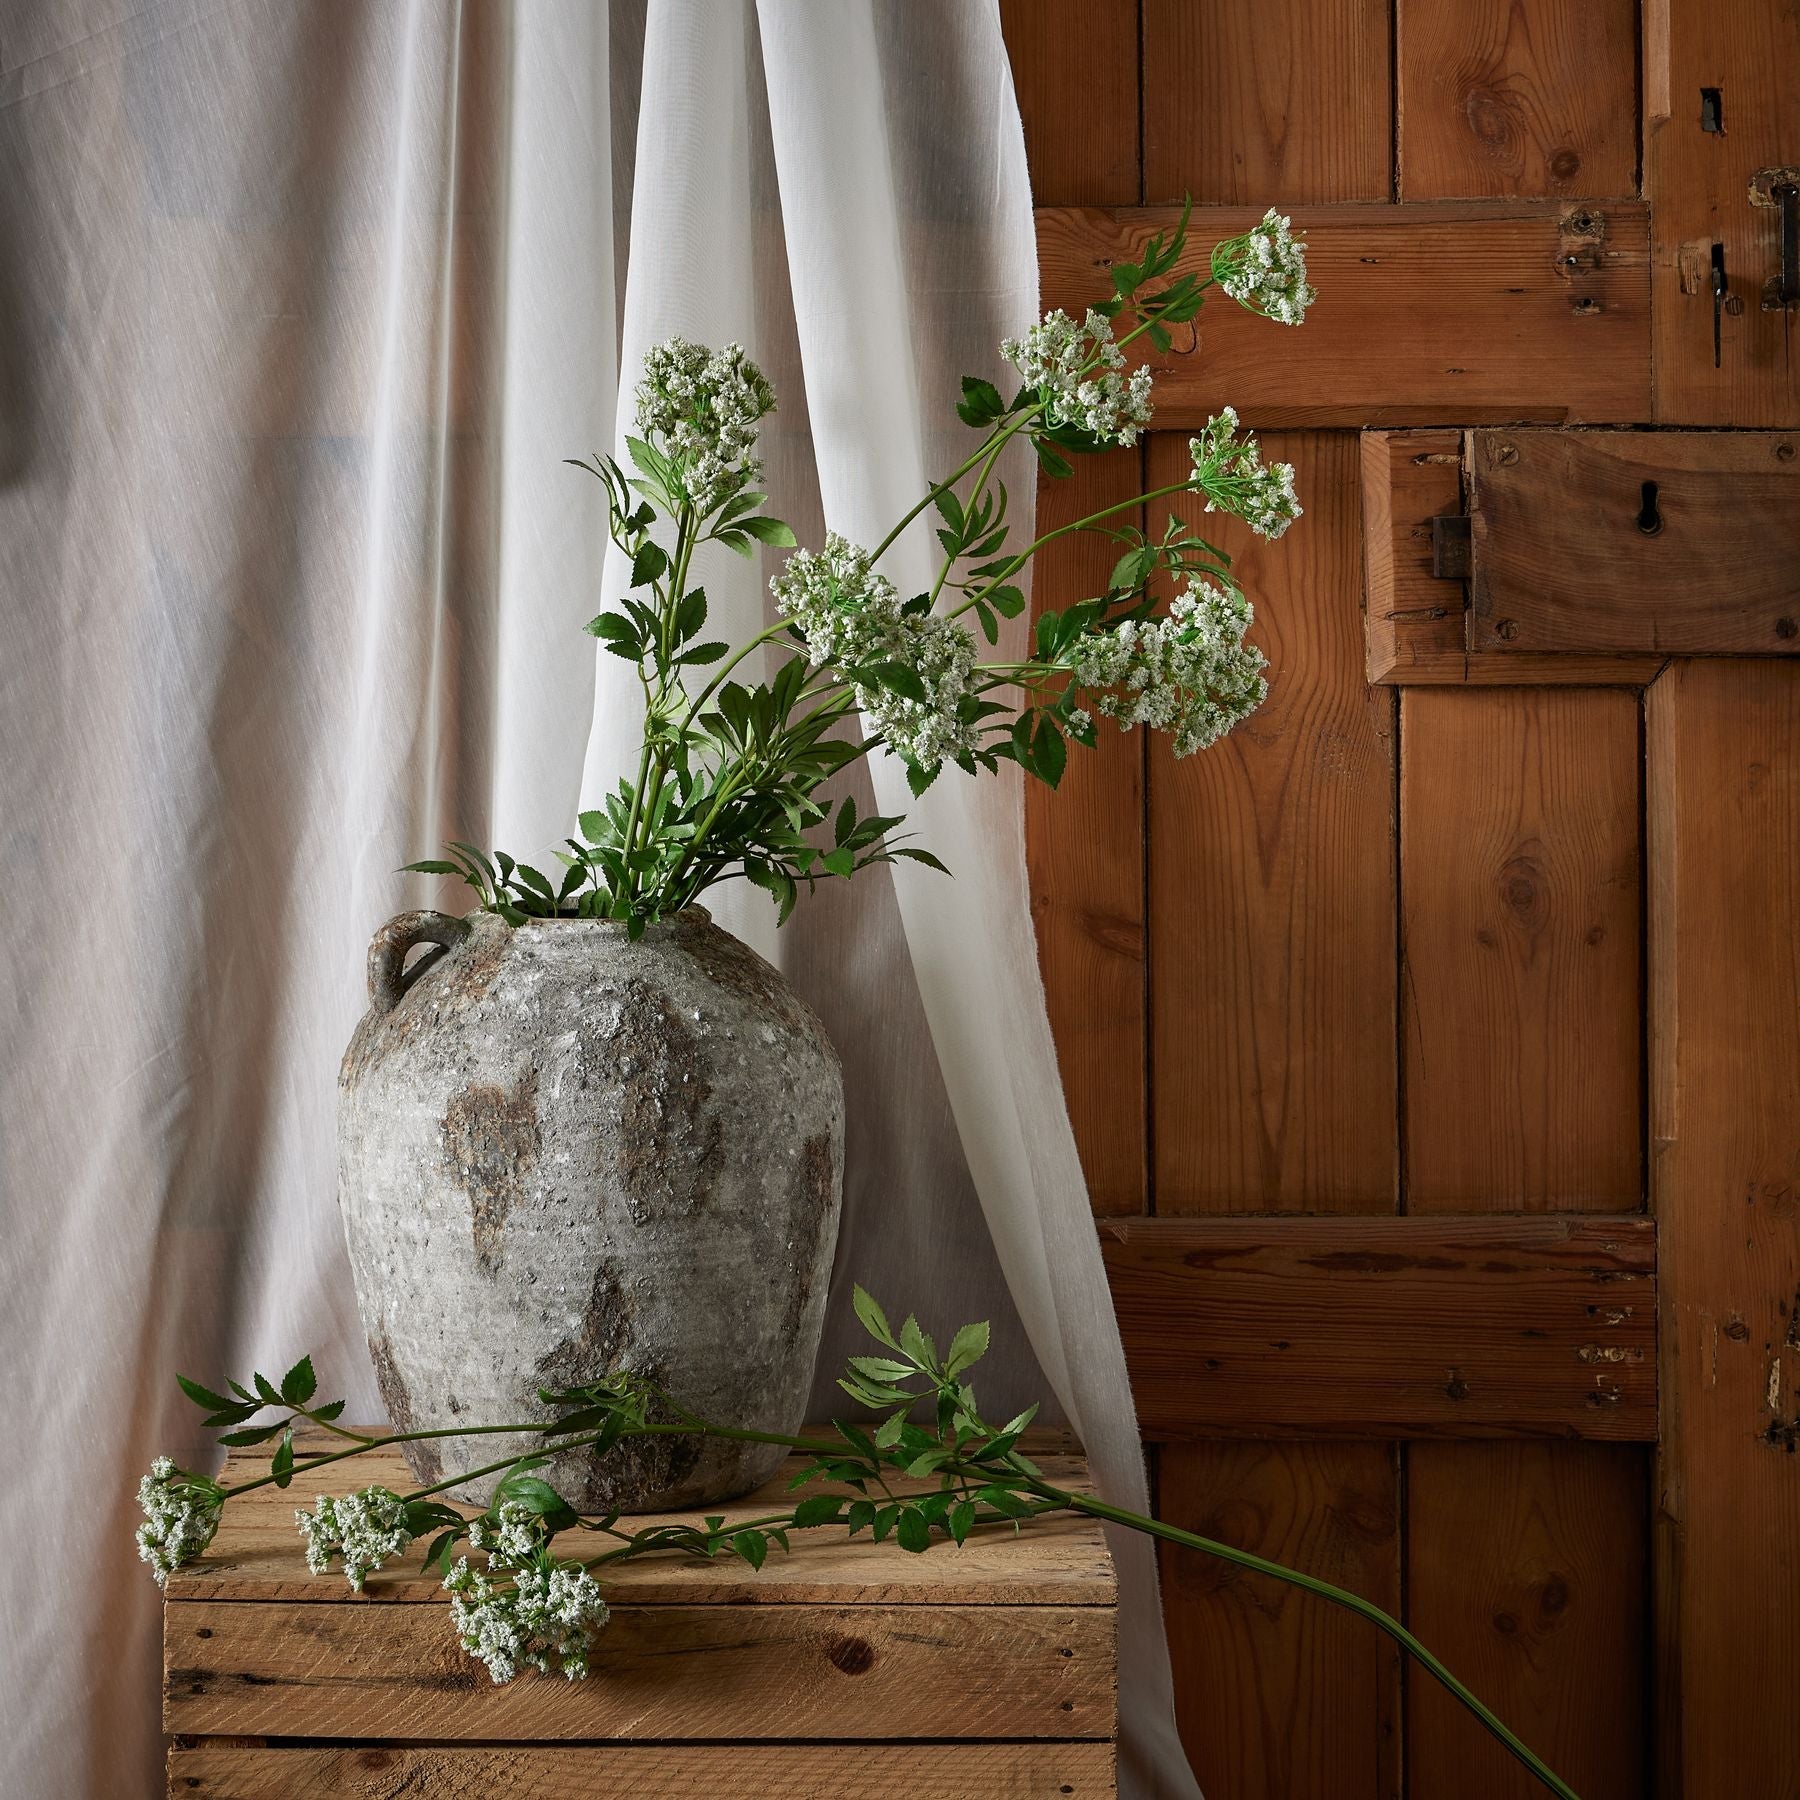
[847,1498,878,1536]
[976,1485,1031,1518]
[737,515,798,547]
[271,1430,294,1489]
[905,759,939,799]
[866,661,929,705]
[792,1494,846,1530]
[218,1422,287,1448]
[312,1398,347,1423]
[945,1320,990,1376]
[853,1285,897,1348]
[1035,719,1067,790]
[896,1507,932,1554]
[177,1374,234,1413]
[894,848,952,875]
[630,541,668,587]
[848,1355,916,1382]
[402,859,464,878]
[585,610,638,643]
[677,641,730,665]
[732,1529,768,1571]
[874,1411,907,1449]
[279,1356,317,1407]
[948,1500,977,1545]
[871,1504,902,1544]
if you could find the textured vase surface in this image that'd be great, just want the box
[337,907,844,1511]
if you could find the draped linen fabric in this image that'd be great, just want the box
[0,4,1200,1794]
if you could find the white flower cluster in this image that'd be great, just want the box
[1068,579,1268,757]
[1212,210,1317,326]
[445,1555,610,1684]
[136,1458,223,1584]
[633,338,776,514]
[1000,308,1154,445]
[469,1499,544,1566]
[294,1486,413,1592]
[1188,408,1302,541]
[771,534,980,772]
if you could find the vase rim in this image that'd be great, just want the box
[501,904,713,928]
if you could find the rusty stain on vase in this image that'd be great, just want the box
[339,907,844,1512]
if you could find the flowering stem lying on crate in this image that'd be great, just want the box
[137,1289,1581,1800]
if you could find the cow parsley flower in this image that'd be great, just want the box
[1188,408,1302,540]
[1068,579,1267,757]
[633,338,776,515]
[295,1486,413,1593]
[1212,210,1317,326]
[1001,308,1155,445]
[137,1458,224,1584]
[771,535,981,773]
[446,1555,610,1684]
[470,1499,545,1566]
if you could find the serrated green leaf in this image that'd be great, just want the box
[177,1374,234,1413]
[279,1356,317,1407]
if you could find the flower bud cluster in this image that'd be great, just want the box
[1188,407,1303,540]
[1212,209,1317,326]
[1068,579,1268,757]
[771,535,980,772]
[294,1486,413,1592]
[634,338,776,514]
[1001,308,1155,445]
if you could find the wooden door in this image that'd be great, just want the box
[1001,2,1800,1796]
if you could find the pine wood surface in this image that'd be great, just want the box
[1359,428,1666,686]
[1648,659,1800,1799]
[1405,1442,1650,1800]
[1646,0,1800,424]
[163,1599,1116,1743]
[1401,688,1644,1210]
[1103,1214,1656,1441]
[1148,431,1398,1214]
[1142,0,1393,204]
[168,1439,1112,1607]
[1467,428,1800,655]
[164,1742,1120,1799]
[1159,1442,1401,1800]
[1036,203,1651,427]
[1396,0,1640,201]
[1025,448,1147,1216]
[999,0,1140,207]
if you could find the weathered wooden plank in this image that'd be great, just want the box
[1405,1443,1650,1800]
[1401,688,1643,1209]
[1360,429,1665,685]
[163,1601,1117,1741]
[1159,1443,1401,1800]
[1149,431,1397,1212]
[1645,0,1800,424]
[1037,203,1651,427]
[1102,1214,1656,1440]
[1142,0,1392,204]
[1026,450,1147,1216]
[1467,428,1800,656]
[165,1741,1119,1798]
[1000,0,1140,206]
[171,1443,1112,1607]
[1648,658,1800,1800]
[1396,0,1639,200]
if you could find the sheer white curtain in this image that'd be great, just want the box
[0,4,1199,1794]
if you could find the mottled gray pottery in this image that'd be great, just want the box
[337,908,844,1511]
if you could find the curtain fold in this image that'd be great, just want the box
[0,4,1199,1792]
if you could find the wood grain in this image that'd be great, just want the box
[1648,658,1800,1800]
[1406,1443,1649,1800]
[1000,0,1140,206]
[1148,431,1397,1212]
[1360,428,1666,686]
[1037,203,1651,426]
[1645,0,1800,424]
[1159,1443,1401,1800]
[163,1601,1117,1742]
[1397,0,1639,200]
[171,1443,1112,1607]
[164,1742,1120,1798]
[1103,1214,1656,1440]
[1026,450,1147,1216]
[1142,0,1392,203]
[1401,688,1643,1209]
[1467,428,1800,655]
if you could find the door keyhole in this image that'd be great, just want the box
[1637,480,1664,536]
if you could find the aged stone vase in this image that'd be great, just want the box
[337,907,844,1512]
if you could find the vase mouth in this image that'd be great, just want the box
[503,905,712,929]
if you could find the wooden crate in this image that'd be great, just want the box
[164,1435,1118,1798]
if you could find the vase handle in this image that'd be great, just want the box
[366,911,472,1014]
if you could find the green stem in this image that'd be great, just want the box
[1040,1481,1581,1800]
